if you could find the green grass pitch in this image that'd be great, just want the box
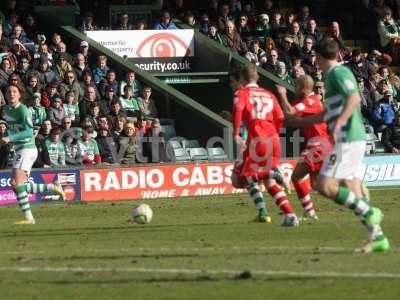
[0,189,399,300]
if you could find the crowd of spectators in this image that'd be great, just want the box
[4,0,400,163]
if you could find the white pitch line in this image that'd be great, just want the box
[88,246,359,254]
[0,266,399,279]
[3,245,399,255]
[0,246,353,255]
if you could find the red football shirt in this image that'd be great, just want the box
[233,83,284,140]
[292,93,329,142]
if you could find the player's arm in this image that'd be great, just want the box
[271,93,284,132]
[275,85,297,116]
[7,124,33,143]
[332,93,361,138]
[285,112,326,127]
[232,91,245,145]
[4,109,34,144]
[274,85,325,127]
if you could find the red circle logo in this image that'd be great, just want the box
[64,185,76,201]
[136,33,190,58]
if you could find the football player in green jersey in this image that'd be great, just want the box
[1,84,65,225]
[286,39,389,252]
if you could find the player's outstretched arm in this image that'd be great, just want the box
[275,85,297,117]
[286,112,326,127]
[8,125,33,143]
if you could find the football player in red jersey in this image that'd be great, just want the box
[276,75,333,220]
[231,63,299,226]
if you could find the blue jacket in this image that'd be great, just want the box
[91,66,109,85]
[372,101,396,126]
[154,22,178,30]
[200,23,209,35]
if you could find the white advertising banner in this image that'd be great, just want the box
[86,29,195,59]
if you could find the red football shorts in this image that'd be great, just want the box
[233,135,281,184]
[300,137,332,173]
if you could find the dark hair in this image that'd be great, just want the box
[315,39,339,60]
[9,72,21,82]
[352,48,362,57]
[250,39,260,46]
[82,70,92,77]
[383,6,392,17]
[110,99,121,106]
[209,22,219,29]
[89,102,100,110]
[50,127,62,135]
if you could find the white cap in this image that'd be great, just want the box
[80,41,89,47]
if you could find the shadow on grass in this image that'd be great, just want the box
[0,222,244,239]
[15,249,351,265]
[30,253,200,261]
[0,222,235,238]
[0,226,175,238]
[44,276,219,285]
[39,276,318,285]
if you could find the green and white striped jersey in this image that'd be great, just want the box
[63,103,80,122]
[44,139,66,166]
[2,103,36,151]
[29,105,47,126]
[119,96,140,111]
[78,139,99,161]
[324,64,366,142]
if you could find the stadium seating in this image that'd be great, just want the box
[172,148,191,162]
[188,148,209,161]
[168,140,183,149]
[182,139,200,149]
[207,147,229,162]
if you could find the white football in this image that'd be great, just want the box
[132,204,153,224]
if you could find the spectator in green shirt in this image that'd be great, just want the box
[63,91,80,125]
[44,127,66,167]
[29,92,47,130]
[78,126,102,165]
[119,85,140,118]
[119,71,142,97]
[276,61,294,86]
